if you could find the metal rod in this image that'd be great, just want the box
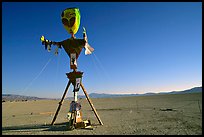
[51,80,71,125]
[80,83,103,125]
[74,91,78,102]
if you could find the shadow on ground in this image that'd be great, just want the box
[2,122,72,132]
[2,122,100,132]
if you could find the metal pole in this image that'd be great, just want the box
[80,83,103,125]
[74,91,78,102]
[51,80,71,125]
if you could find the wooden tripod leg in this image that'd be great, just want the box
[80,83,103,125]
[51,80,71,125]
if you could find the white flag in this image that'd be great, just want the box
[85,43,94,55]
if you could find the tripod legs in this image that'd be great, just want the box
[51,80,71,125]
[80,83,103,125]
[50,80,103,126]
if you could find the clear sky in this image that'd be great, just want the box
[2,2,202,98]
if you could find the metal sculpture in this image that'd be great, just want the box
[40,7,103,130]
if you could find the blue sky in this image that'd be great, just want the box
[2,2,202,98]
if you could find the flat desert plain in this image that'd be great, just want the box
[2,92,202,135]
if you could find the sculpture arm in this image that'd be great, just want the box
[40,35,62,54]
[82,27,94,55]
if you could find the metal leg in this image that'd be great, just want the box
[80,83,103,125]
[51,80,71,125]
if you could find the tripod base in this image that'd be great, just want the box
[74,120,92,129]
[66,101,92,130]
[67,110,92,130]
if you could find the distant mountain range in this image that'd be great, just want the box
[2,94,48,102]
[2,86,202,102]
[74,86,202,99]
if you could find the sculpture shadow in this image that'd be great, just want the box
[2,122,70,132]
[2,122,99,132]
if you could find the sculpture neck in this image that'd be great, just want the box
[71,33,76,39]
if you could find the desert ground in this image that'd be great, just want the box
[2,92,202,135]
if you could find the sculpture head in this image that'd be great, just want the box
[61,7,81,35]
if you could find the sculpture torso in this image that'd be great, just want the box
[61,38,86,59]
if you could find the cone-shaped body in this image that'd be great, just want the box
[61,38,85,59]
[61,7,81,34]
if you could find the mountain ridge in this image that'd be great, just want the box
[2,86,202,101]
[78,86,202,98]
